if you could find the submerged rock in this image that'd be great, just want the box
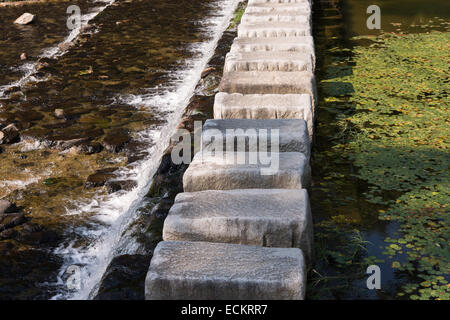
[0,213,26,232]
[0,242,14,255]
[14,13,36,25]
[20,53,27,60]
[54,109,65,119]
[0,229,18,240]
[37,57,54,65]
[201,67,216,78]
[124,140,148,164]
[22,223,43,234]
[3,86,21,96]
[48,127,104,144]
[14,110,44,123]
[0,124,20,145]
[58,41,75,52]
[197,74,221,96]
[50,138,90,151]
[75,142,103,155]
[0,249,62,299]
[21,230,60,245]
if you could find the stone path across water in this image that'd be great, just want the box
[146,0,316,300]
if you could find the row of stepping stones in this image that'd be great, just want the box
[145,0,316,300]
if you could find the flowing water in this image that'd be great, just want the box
[0,0,239,299]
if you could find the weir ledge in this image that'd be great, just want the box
[146,0,316,300]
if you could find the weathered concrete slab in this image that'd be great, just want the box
[224,51,314,72]
[242,11,311,24]
[238,23,311,38]
[145,241,306,300]
[218,71,317,105]
[202,118,311,156]
[246,3,311,14]
[163,189,313,264]
[213,93,314,139]
[183,151,311,191]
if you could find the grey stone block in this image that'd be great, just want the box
[213,93,314,138]
[163,189,313,264]
[145,241,306,300]
[224,51,314,72]
[248,0,311,4]
[218,71,317,105]
[183,151,311,191]
[202,118,311,156]
[238,23,311,38]
[246,3,311,14]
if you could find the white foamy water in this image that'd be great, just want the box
[51,0,240,300]
[0,0,115,98]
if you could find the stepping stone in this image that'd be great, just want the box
[218,71,317,105]
[238,23,311,38]
[230,37,315,63]
[163,189,314,265]
[183,151,311,192]
[224,51,314,72]
[246,3,311,14]
[202,118,311,156]
[213,93,314,139]
[145,241,306,300]
[242,11,311,24]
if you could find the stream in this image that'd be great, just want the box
[0,0,239,300]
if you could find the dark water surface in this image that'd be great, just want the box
[0,0,95,87]
[309,0,449,299]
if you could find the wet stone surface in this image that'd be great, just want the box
[93,11,242,300]
[94,254,150,300]
[0,0,228,299]
[85,168,118,189]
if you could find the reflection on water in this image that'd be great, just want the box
[309,0,449,299]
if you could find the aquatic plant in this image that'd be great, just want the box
[320,31,449,300]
